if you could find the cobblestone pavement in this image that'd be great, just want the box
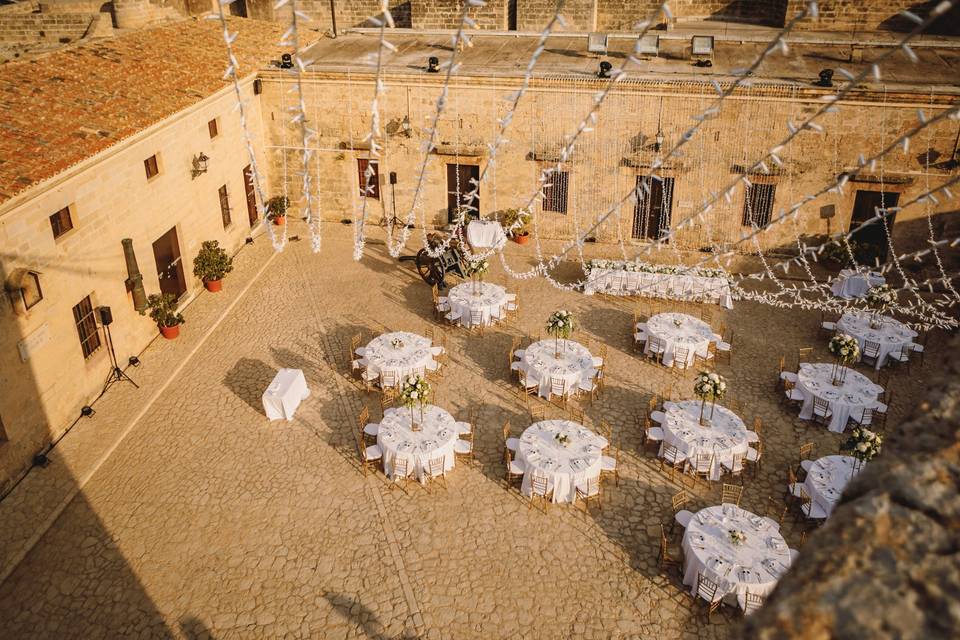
[0,225,949,639]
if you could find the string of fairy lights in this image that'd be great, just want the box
[216,0,960,329]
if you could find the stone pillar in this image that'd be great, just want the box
[112,0,153,28]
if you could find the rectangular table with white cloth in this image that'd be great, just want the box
[584,267,734,308]
[830,268,885,299]
[261,368,310,421]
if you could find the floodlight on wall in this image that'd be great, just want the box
[427,56,440,73]
[190,152,210,179]
[597,60,612,79]
[587,32,608,55]
[280,53,293,69]
[816,68,834,87]
[691,35,714,60]
[637,34,659,58]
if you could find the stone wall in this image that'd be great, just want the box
[0,81,269,498]
[787,0,960,35]
[258,72,960,260]
[742,332,960,638]
[0,12,94,44]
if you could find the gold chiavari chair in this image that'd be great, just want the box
[454,429,474,464]
[424,455,448,492]
[796,346,813,368]
[742,593,765,617]
[503,420,518,454]
[528,401,546,422]
[671,489,694,533]
[700,308,713,326]
[721,483,743,506]
[744,440,763,476]
[811,395,832,426]
[597,419,613,440]
[659,444,686,482]
[600,439,619,486]
[575,475,602,512]
[695,573,723,621]
[504,449,524,486]
[687,452,715,487]
[658,524,680,569]
[357,406,370,436]
[798,442,816,475]
[549,375,568,408]
[567,407,585,424]
[389,455,412,493]
[529,471,553,512]
[356,429,382,476]
[518,368,539,397]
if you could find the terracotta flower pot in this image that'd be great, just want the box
[204,279,222,293]
[514,234,530,245]
[271,215,285,226]
[160,324,180,340]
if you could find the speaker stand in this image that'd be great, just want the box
[101,323,138,395]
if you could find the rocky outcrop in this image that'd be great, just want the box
[743,335,960,638]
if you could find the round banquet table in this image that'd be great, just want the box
[682,504,792,612]
[376,405,458,482]
[830,268,885,299]
[516,420,608,503]
[836,312,917,369]
[801,455,863,519]
[357,331,441,387]
[644,312,717,367]
[659,400,752,481]
[796,362,882,433]
[446,281,511,328]
[518,339,596,399]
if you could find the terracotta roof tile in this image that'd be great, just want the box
[0,17,292,204]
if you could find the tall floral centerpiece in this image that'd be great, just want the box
[827,334,860,386]
[865,284,896,329]
[399,375,431,430]
[693,371,727,426]
[465,258,489,295]
[545,310,575,357]
[841,426,882,472]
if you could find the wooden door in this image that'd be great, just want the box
[850,190,898,262]
[632,176,674,240]
[243,165,258,228]
[446,163,480,223]
[152,227,187,300]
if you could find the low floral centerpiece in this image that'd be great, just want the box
[554,433,570,447]
[545,310,575,357]
[728,529,747,546]
[694,371,727,426]
[390,336,405,350]
[465,258,489,294]
[827,333,860,385]
[399,375,431,430]
[842,426,882,471]
[865,284,896,328]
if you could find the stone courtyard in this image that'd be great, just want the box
[0,224,950,639]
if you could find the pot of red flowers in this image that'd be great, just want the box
[193,240,234,293]
[142,293,185,339]
[266,195,289,226]
[501,208,531,245]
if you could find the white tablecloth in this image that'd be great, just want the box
[836,312,917,369]
[682,505,792,611]
[645,312,717,367]
[357,332,440,387]
[659,400,751,481]
[446,282,510,327]
[261,368,310,420]
[466,220,507,250]
[830,268,885,299]
[802,455,862,519]
[376,405,458,481]
[584,268,734,308]
[796,362,883,433]
[518,339,596,399]
[516,420,607,503]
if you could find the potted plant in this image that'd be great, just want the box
[192,240,233,292]
[141,293,185,339]
[501,208,531,245]
[266,195,289,226]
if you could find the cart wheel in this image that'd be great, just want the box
[416,249,443,286]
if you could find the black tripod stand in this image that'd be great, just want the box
[99,307,138,394]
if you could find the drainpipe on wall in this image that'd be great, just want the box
[329,0,337,37]
[122,238,148,312]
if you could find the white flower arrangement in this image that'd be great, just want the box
[828,334,861,364]
[398,375,431,409]
[545,309,575,339]
[585,259,728,280]
[728,529,747,546]
[389,337,405,349]
[554,433,570,447]
[465,258,489,277]
[843,426,883,462]
[693,371,727,401]
[865,284,897,310]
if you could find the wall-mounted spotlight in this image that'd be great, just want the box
[815,68,834,87]
[191,152,210,179]
[598,60,612,79]
[280,53,293,69]
[427,56,440,73]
